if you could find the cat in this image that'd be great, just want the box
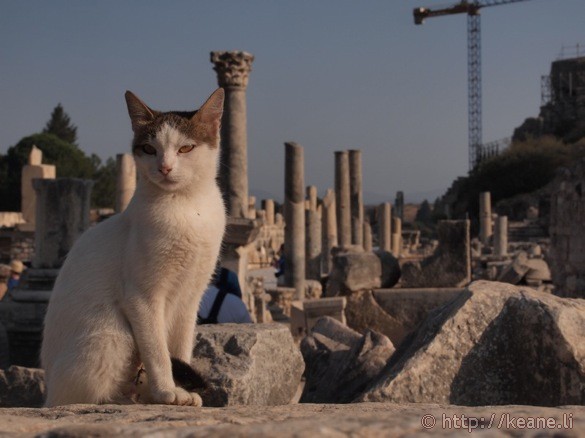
[40,88,226,407]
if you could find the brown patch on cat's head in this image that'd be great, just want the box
[125,89,224,155]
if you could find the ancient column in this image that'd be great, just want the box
[306,186,318,212]
[378,202,391,252]
[210,51,254,219]
[262,199,275,225]
[321,189,337,274]
[305,209,322,280]
[33,178,94,269]
[349,149,363,247]
[363,221,373,252]
[479,191,493,244]
[115,153,136,213]
[391,217,402,256]
[494,215,508,257]
[284,142,305,299]
[335,151,351,248]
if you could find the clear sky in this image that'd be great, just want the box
[1,0,583,204]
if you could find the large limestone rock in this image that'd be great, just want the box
[192,323,304,406]
[0,366,45,408]
[1,403,583,436]
[300,317,394,403]
[359,281,585,406]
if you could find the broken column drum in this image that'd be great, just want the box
[494,215,508,257]
[210,50,254,219]
[32,178,94,269]
[284,142,306,299]
[335,151,351,248]
[349,150,363,247]
[115,153,136,213]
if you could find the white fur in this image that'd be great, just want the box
[41,120,225,407]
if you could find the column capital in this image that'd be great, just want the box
[210,51,254,88]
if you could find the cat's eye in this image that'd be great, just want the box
[141,144,156,155]
[178,144,196,154]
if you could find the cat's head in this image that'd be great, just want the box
[124,89,224,193]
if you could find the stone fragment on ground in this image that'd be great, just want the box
[326,247,381,296]
[300,317,395,403]
[192,323,304,406]
[0,403,582,436]
[359,280,585,406]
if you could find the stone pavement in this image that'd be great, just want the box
[0,403,583,437]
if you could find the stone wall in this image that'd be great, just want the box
[549,160,585,297]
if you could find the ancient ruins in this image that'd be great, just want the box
[1,49,585,436]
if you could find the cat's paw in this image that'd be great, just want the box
[151,387,203,407]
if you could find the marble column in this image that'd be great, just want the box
[115,153,136,213]
[305,209,322,281]
[33,178,94,269]
[248,196,257,219]
[479,191,493,244]
[306,185,318,212]
[391,217,402,256]
[284,142,305,299]
[378,202,391,252]
[349,149,363,247]
[262,199,275,225]
[210,50,254,219]
[321,189,337,274]
[20,145,56,231]
[494,215,508,257]
[335,151,351,248]
[363,221,373,252]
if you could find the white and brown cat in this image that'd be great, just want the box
[41,88,226,407]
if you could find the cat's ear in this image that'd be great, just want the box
[125,91,158,132]
[193,88,224,138]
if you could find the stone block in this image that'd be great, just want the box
[326,249,381,296]
[192,323,304,407]
[359,281,585,406]
[400,220,470,288]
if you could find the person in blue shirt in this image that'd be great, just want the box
[197,267,251,324]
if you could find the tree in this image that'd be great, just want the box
[43,104,77,145]
[91,156,117,208]
[415,199,432,224]
[0,133,97,211]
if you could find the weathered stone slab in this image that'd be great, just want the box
[290,297,346,338]
[192,323,304,407]
[300,317,394,403]
[359,280,585,406]
[0,366,45,408]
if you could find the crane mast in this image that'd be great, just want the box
[413,0,529,170]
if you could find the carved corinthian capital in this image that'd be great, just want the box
[210,51,255,88]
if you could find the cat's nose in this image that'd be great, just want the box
[159,165,172,175]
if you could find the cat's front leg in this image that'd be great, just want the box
[123,295,202,407]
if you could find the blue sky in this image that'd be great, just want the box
[1,0,583,203]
